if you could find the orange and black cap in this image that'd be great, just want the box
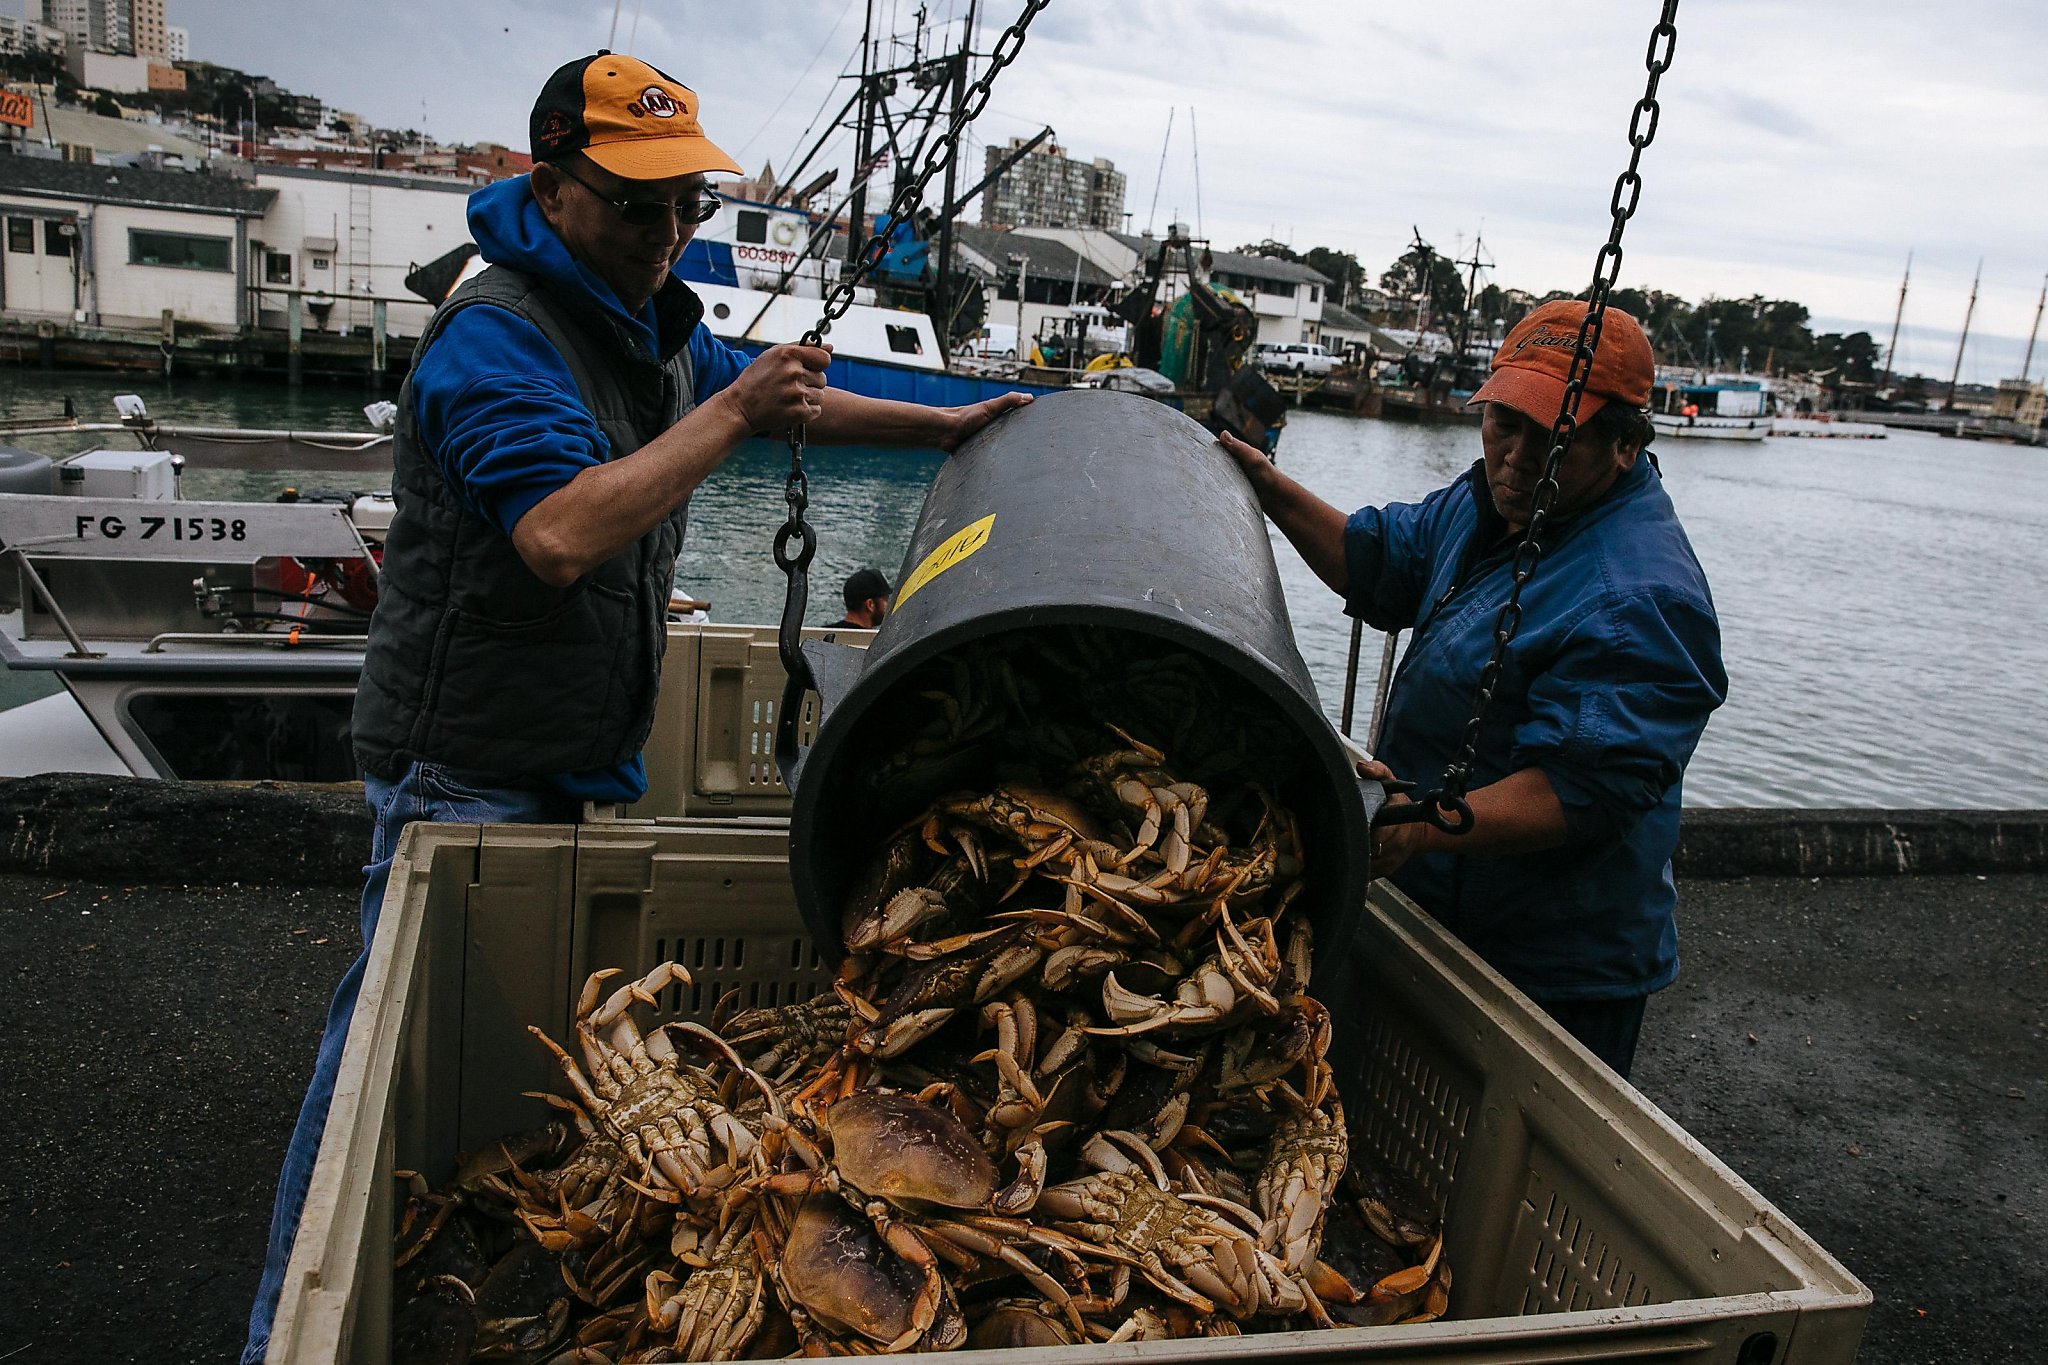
[530,52,742,182]
[1469,299,1655,425]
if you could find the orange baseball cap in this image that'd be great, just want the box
[530,52,742,182]
[1469,299,1654,424]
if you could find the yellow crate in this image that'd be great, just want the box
[271,822,1868,1364]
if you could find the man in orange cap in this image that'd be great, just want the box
[1220,300,1725,1080]
[242,54,1028,1361]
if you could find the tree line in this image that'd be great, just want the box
[1238,238,1885,386]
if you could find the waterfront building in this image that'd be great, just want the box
[979,137,1125,231]
[163,23,184,62]
[1007,225,1330,347]
[1318,301,1407,362]
[948,223,1118,348]
[0,155,271,330]
[0,158,473,345]
[1991,378,2046,430]
[0,13,67,55]
[128,0,164,61]
[246,164,472,339]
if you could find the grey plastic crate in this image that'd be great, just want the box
[269,822,1869,1364]
[610,623,873,821]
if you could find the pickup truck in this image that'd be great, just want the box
[1255,341,1341,376]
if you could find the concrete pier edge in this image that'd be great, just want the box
[2,774,2045,885]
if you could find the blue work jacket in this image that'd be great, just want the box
[1345,455,1726,1001]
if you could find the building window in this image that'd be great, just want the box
[884,324,924,355]
[735,210,768,245]
[43,221,74,256]
[130,229,231,272]
[265,250,293,284]
[5,218,32,254]
[1309,284,1319,303]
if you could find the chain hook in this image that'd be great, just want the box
[767,5,1051,777]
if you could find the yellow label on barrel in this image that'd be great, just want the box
[896,514,994,607]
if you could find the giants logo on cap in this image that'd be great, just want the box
[1509,325,1583,358]
[629,86,680,119]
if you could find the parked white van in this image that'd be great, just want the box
[953,323,1020,359]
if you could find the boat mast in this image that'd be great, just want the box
[931,0,977,351]
[1144,109,1174,236]
[1408,227,1435,334]
[1880,251,1910,388]
[1946,259,1980,412]
[1453,230,1488,362]
[846,0,877,268]
[2022,272,2046,383]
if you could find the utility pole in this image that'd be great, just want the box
[1946,259,1980,412]
[2022,272,2046,383]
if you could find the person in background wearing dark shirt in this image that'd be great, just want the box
[830,567,892,629]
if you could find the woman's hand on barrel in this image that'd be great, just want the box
[1218,429,1276,479]
[939,391,1033,454]
[1358,756,1426,879]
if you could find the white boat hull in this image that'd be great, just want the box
[1652,415,1770,442]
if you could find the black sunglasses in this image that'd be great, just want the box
[550,160,721,226]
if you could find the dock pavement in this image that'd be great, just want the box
[0,779,2040,1363]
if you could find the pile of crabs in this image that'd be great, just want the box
[392,635,1450,1363]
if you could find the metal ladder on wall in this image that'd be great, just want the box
[346,179,373,331]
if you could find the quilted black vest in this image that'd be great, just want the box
[352,264,699,779]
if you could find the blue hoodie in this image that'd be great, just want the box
[406,176,753,801]
[1344,455,1725,1002]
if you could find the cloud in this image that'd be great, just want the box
[1705,90,1826,144]
[166,0,2045,351]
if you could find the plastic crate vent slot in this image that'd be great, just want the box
[1355,1008,1470,1204]
[1518,1189,1652,1315]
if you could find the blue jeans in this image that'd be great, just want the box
[1538,995,1649,1080]
[241,763,576,1364]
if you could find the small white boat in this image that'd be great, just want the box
[1652,413,1770,441]
[1653,376,1769,442]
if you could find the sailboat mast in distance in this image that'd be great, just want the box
[2023,273,2046,384]
[1947,259,1981,412]
[1881,251,1910,387]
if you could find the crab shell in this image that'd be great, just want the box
[780,1195,929,1346]
[824,1089,1000,1209]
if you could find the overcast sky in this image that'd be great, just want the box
[153,0,2048,383]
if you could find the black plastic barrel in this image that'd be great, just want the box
[787,389,1382,980]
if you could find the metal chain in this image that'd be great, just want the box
[1399,2,1679,835]
[774,0,1052,766]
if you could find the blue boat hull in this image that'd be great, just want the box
[732,341,1066,407]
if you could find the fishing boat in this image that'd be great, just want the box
[675,195,1063,408]
[0,397,733,780]
[0,399,410,780]
[1651,374,1770,441]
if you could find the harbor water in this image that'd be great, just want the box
[4,374,2045,809]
